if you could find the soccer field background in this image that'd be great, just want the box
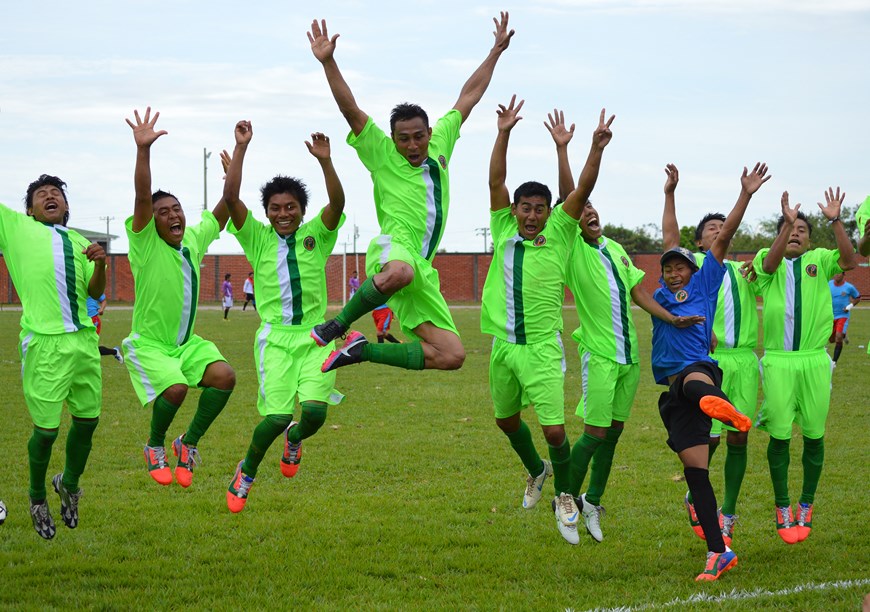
[0,305,867,610]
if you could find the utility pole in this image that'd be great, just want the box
[203,148,212,210]
[353,223,360,275]
[475,227,491,253]
[99,216,115,253]
[341,239,349,305]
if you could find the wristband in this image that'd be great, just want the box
[828,216,841,225]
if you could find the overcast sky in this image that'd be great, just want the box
[2,0,869,254]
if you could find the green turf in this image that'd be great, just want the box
[0,305,867,610]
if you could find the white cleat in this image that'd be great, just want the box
[522,460,552,509]
[552,497,579,545]
[580,493,605,542]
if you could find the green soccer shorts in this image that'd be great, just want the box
[710,348,760,436]
[366,236,458,341]
[576,350,639,427]
[757,349,833,440]
[489,334,566,426]
[122,333,226,405]
[254,323,344,415]
[19,328,101,429]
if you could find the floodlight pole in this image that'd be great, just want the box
[203,148,212,211]
[99,216,115,253]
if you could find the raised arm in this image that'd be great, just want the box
[488,95,523,212]
[307,132,346,231]
[84,243,107,300]
[662,164,680,250]
[709,162,771,264]
[222,120,252,232]
[562,109,615,220]
[544,108,575,202]
[125,107,167,232]
[452,11,515,123]
[762,191,799,274]
[818,186,857,271]
[309,19,368,136]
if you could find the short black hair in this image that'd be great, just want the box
[777,210,813,236]
[25,174,70,226]
[695,212,727,242]
[513,181,552,207]
[152,189,179,206]
[260,175,309,216]
[390,103,429,134]
[224,273,231,280]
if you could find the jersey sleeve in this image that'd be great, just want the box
[816,248,842,278]
[347,117,392,175]
[626,255,646,289]
[126,214,157,263]
[848,284,860,299]
[227,209,256,252]
[856,196,870,238]
[311,206,345,258]
[489,207,514,242]
[752,248,774,291]
[699,249,726,299]
[429,109,462,163]
[190,210,221,255]
[0,202,23,251]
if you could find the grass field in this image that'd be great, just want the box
[0,304,867,610]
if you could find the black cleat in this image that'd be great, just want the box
[321,331,368,372]
[311,319,348,347]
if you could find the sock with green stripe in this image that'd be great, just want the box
[336,278,388,328]
[548,436,572,495]
[585,426,623,506]
[148,395,180,448]
[28,427,58,502]
[504,420,544,476]
[569,433,603,498]
[63,417,99,492]
[799,435,824,505]
[361,341,425,370]
[242,414,293,477]
[767,437,791,507]
[287,401,328,443]
[720,442,748,515]
[184,387,232,446]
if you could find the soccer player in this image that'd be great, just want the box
[222,273,233,320]
[307,13,514,372]
[753,188,856,544]
[1,175,107,539]
[348,271,360,298]
[87,293,125,363]
[483,97,616,545]
[243,272,255,311]
[123,107,236,488]
[372,304,401,343]
[653,162,770,581]
[661,164,760,546]
[222,120,346,513]
[828,272,860,364]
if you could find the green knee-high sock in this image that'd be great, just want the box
[504,420,544,476]
[569,433,603,498]
[720,442,748,515]
[287,402,328,443]
[548,437,572,495]
[585,427,623,506]
[336,278,388,327]
[688,441,721,505]
[149,395,181,447]
[28,427,59,501]
[185,387,232,446]
[361,341,425,370]
[799,436,825,505]
[768,437,791,507]
[63,417,99,492]
[242,414,293,478]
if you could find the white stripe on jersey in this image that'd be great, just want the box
[20,332,34,378]
[177,249,194,346]
[50,227,76,332]
[722,269,736,348]
[596,240,627,364]
[377,234,393,267]
[123,334,157,403]
[256,323,271,402]
[502,236,523,343]
[783,259,796,350]
[580,350,591,419]
[421,163,437,259]
[276,239,296,326]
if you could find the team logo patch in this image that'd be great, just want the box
[675,289,688,303]
[806,264,817,277]
[621,256,630,267]
[438,155,447,170]
[303,236,316,251]
[533,235,547,247]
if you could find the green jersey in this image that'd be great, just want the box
[229,209,343,327]
[481,205,575,344]
[752,247,842,352]
[694,252,758,350]
[126,211,220,346]
[857,196,870,238]
[568,235,645,364]
[348,110,461,262]
[0,202,95,335]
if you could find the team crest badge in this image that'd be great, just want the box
[806,264,817,277]
[438,155,447,170]
[303,236,316,251]
[533,235,547,247]
[675,289,688,303]
[621,256,630,267]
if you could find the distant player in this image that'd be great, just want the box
[828,272,860,364]
[222,273,233,320]
[123,107,236,488]
[348,271,360,298]
[307,13,513,373]
[243,272,255,311]
[753,188,856,544]
[372,304,401,343]
[86,293,124,363]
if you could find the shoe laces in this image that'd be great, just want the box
[149,446,168,468]
[557,493,577,517]
[524,474,540,498]
[32,502,49,523]
[186,446,202,468]
[722,513,737,534]
[797,504,812,523]
[777,506,794,527]
[237,474,254,497]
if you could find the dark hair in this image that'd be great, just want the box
[152,189,180,206]
[513,181,552,207]
[260,175,309,215]
[694,213,727,242]
[777,210,813,236]
[25,174,70,225]
[224,273,231,280]
[389,103,429,134]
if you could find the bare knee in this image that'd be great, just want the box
[542,425,566,447]
[496,414,521,435]
[161,384,188,406]
[200,361,236,391]
[374,262,414,295]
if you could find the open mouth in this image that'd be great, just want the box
[788,239,801,246]
[45,202,58,212]
[587,218,600,230]
[169,222,183,235]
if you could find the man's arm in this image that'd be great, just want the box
[544,108,575,202]
[630,284,705,327]
[488,95,522,212]
[223,121,252,232]
[561,109,615,220]
[308,132,346,231]
[84,243,107,300]
[309,19,368,136]
[662,164,680,250]
[125,107,168,233]
[762,190,799,274]
[709,162,771,264]
[452,12,515,123]
[817,187,857,271]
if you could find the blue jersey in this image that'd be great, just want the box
[829,280,859,319]
[86,293,106,318]
[651,250,725,384]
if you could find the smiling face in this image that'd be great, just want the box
[29,184,69,225]
[512,195,551,240]
[662,257,695,292]
[153,195,186,247]
[578,200,602,242]
[784,218,812,258]
[392,117,432,167]
[266,192,303,236]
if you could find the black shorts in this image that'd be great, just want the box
[658,361,723,454]
[245,293,255,301]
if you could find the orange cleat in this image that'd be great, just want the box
[144,445,172,486]
[699,396,752,432]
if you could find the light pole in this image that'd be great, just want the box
[353,223,360,275]
[475,227,491,253]
[203,148,212,210]
[99,216,115,253]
